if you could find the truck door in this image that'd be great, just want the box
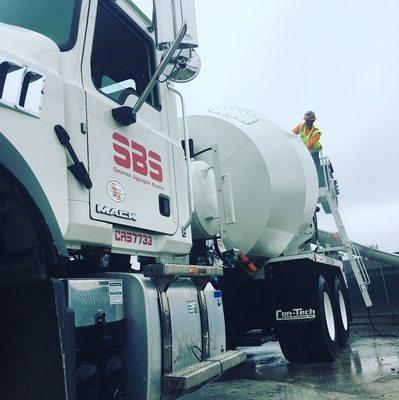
[82,0,178,235]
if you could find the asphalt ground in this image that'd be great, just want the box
[182,325,399,400]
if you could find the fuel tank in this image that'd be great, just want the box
[188,107,318,259]
[90,273,227,400]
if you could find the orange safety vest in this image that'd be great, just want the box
[299,123,322,152]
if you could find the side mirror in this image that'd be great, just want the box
[163,48,201,83]
[153,0,198,50]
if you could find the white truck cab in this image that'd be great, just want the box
[0,2,246,400]
[0,0,193,257]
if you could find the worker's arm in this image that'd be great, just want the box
[306,132,320,149]
[292,124,301,134]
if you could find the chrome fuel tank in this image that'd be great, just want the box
[96,273,226,400]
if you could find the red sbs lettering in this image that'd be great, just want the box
[115,230,121,241]
[112,132,164,183]
[132,141,148,176]
[148,151,163,182]
[113,133,131,169]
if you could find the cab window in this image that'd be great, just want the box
[91,0,160,109]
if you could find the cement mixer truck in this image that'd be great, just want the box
[0,0,394,399]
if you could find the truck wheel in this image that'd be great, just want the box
[302,275,339,361]
[334,277,350,347]
[276,276,339,363]
[0,171,67,400]
[277,327,310,362]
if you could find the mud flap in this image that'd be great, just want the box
[268,259,320,328]
[268,257,344,362]
[268,255,343,328]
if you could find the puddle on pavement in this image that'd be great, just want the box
[224,337,399,397]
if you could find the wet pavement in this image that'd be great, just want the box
[182,326,399,399]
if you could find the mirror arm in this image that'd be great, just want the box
[112,24,187,126]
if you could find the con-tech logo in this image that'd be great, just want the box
[275,308,316,321]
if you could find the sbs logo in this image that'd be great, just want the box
[112,132,163,182]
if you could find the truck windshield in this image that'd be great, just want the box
[0,0,82,51]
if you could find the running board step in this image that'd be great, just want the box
[163,350,246,396]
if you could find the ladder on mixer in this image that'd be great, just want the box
[319,155,372,307]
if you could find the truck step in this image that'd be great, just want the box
[163,350,246,396]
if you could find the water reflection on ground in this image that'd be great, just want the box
[183,330,399,399]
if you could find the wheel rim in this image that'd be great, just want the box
[323,291,336,340]
[338,290,348,331]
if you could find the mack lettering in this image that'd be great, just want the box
[96,204,137,221]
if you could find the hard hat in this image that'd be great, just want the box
[304,111,316,119]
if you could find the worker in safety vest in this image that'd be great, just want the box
[292,111,322,153]
[293,111,324,186]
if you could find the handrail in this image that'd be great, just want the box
[167,82,194,234]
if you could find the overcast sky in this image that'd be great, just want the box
[136,0,399,250]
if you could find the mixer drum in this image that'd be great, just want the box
[188,107,319,259]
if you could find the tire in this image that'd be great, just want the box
[302,275,339,361]
[0,171,67,400]
[277,275,339,363]
[334,276,350,347]
[277,326,310,362]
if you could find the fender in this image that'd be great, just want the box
[0,131,68,257]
